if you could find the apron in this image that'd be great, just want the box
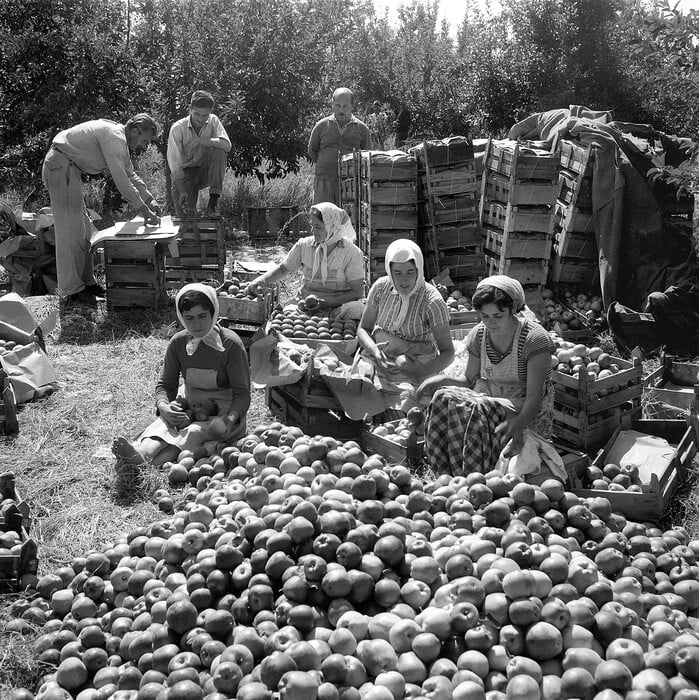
[475,320,553,439]
[140,367,246,452]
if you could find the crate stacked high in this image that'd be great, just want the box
[410,137,484,289]
[549,140,598,288]
[480,140,558,292]
[165,218,226,290]
[340,151,419,286]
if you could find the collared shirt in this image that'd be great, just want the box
[282,236,364,293]
[167,113,231,182]
[50,119,150,210]
[308,114,372,178]
[368,276,450,342]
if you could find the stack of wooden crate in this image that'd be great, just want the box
[549,140,598,288]
[480,140,558,291]
[340,150,419,287]
[165,218,226,290]
[410,137,484,289]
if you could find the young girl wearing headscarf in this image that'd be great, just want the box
[357,238,454,384]
[246,202,365,319]
[112,283,251,477]
[417,275,555,477]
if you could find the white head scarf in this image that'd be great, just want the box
[175,283,225,355]
[311,202,357,284]
[384,239,425,330]
[476,275,527,312]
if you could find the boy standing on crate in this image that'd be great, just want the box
[308,87,372,206]
[167,90,231,218]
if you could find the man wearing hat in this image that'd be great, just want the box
[42,114,161,304]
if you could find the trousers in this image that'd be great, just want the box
[41,149,96,297]
[171,147,226,217]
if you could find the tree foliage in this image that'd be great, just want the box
[1,0,699,190]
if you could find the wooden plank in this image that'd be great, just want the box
[484,228,552,260]
[362,181,417,206]
[482,201,553,234]
[360,204,417,230]
[104,240,159,261]
[422,194,480,226]
[105,265,158,286]
[484,172,557,207]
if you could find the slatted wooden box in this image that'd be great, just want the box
[559,140,594,177]
[419,164,480,198]
[553,228,597,259]
[644,357,699,413]
[482,201,553,234]
[0,369,18,436]
[485,254,549,286]
[484,172,557,207]
[217,270,279,326]
[246,207,301,241]
[266,385,362,440]
[166,218,225,290]
[549,256,598,286]
[0,526,38,593]
[484,228,552,260]
[573,417,699,522]
[410,137,474,169]
[421,194,479,227]
[554,201,594,233]
[361,420,425,465]
[104,239,166,309]
[558,171,592,210]
[0,473,30,533]
[360,204,417,230]
[361,181,417,206]
[552,357,643,449]
[432,223,482,251]
[485,140,559,181]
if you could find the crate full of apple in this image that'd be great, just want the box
[540,286,604,334]
[361,408,425,464]
[217,273,278,325]
[268,309,357,343]
[446,290,479,325]
[551,338,643,449]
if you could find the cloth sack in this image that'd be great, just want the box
[495,429,568,483]
[249,330,312,388]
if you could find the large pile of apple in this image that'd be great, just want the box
[8,422,699,700]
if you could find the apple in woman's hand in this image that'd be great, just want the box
[305,294,320,310]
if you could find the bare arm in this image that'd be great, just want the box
[396,322,455,382]
[313,279,364,309]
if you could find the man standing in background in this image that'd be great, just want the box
[167,90,231,218]
[308,87,372,205]
[42,114,161,304]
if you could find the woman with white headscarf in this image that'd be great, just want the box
[417,275,555,477]
[112,283,250,476]
[357,238,454,384]
[246,202,365,319]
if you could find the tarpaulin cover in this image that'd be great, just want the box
[508,106,698,310]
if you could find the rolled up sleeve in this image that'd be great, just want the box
[101,138,148,210]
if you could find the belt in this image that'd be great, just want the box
[50,145,87,175]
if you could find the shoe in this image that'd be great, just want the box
[65,289,97,305]
[84,283,106,297]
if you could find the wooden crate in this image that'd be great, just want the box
[572,417,699,522]
[485,253,549,286]
[266,385,362,440]
[432,223,482,251]
[484,228,552,260]
[0,369,18,436]
[421,194,479,227]
[0,473,30,533]
[410,136,474,169]
[559,140,594,177]
[361,180,417,206]
[434,248,485,281]
[360,204,417,230]
[340,152,358,179]
[484,139,559,181]
[558,170,592,210]
[450,324,479,340]
[361,420,425,465]
[549,256,598,287]
[554,201,594,234]
[484,172,557,207]
[166,219,225,290]
[419,164,480,198]
[644,357,699,413]
[217,270,278,325]
[481,201,553,234]
[0,527,38,593]
[104,239,166,309]
[360,151,418,182]
[449,309,480,326]
[552,357,643,449]
[247,206,301,240]
[553,229,597,259]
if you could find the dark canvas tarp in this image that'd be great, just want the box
[508,107,697,310]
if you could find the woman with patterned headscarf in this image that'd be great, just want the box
[417,275,555,477]
[112,283,250,481]
[246,202,365,319]
[357,238,454,385]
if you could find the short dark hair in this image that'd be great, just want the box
[190,91,215,109]
[178,290,214,315]
[472,285,515,312]
[126,113,159,138]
